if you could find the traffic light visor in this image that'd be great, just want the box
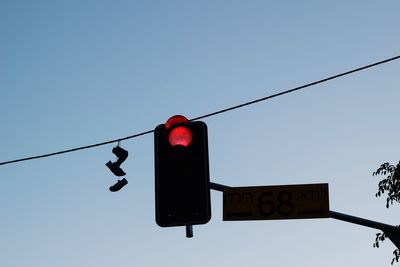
[165,115,189,130]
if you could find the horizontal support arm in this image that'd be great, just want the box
[210,182,231,192]
[329,211,397,232]
[330,211,400,249]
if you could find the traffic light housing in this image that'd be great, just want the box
[154,115,211,227]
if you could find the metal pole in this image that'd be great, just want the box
[330,211,400,249]
[330,211,396,232]
[186,225,193,238]
[210,182,231,192]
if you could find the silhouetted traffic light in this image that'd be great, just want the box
[154,115,211,227]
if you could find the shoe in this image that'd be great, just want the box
[106,161,126,176]
[109,178,128,192]
[112,146,128,165]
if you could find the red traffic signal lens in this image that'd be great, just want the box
[168,126,192,147]
[165,115,189,131]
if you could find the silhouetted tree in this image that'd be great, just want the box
[373,161,400,265]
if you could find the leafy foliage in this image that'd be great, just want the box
[373,162,400,208]
[372,161,400,265]
[373,232,400,265]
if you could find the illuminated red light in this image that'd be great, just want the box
[168,126,192,147]
[165,115,192,147]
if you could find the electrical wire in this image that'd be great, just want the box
[190,55,400,121]
[0,130,154,166]
[1,55,400,166]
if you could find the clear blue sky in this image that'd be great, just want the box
[1,1,400,266]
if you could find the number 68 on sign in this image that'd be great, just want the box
[223,183,329,221]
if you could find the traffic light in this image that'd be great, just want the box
[154,115,211,227]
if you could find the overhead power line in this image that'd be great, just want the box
[1,54,400,166]
[190,55,400,121]
[0,130,155,166]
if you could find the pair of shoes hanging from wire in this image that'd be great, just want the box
[106,144,129,192]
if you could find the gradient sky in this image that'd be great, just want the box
[1,1,400,267]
